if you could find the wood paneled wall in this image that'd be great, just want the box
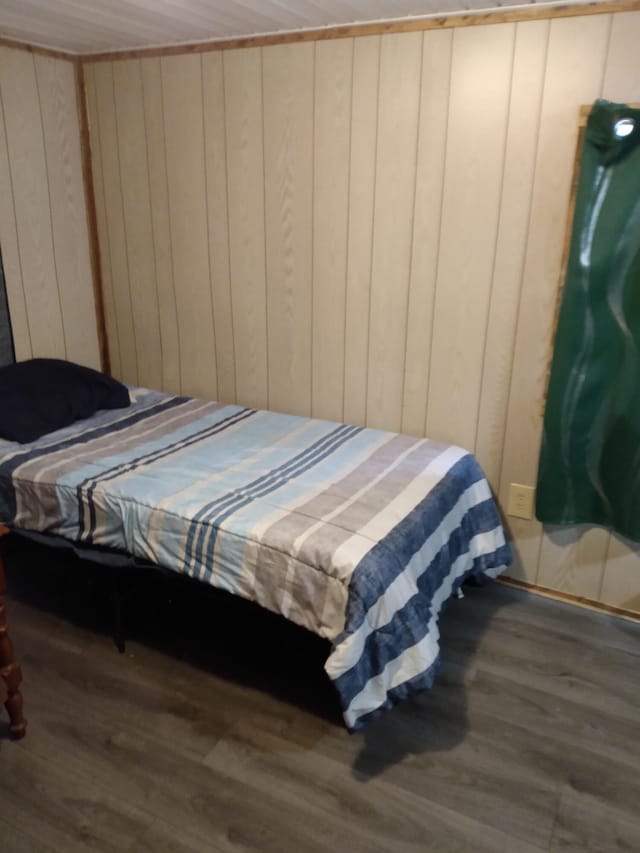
[84,10,640,614]
[0,47,100,369]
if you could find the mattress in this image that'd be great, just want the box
[0,387,511,729]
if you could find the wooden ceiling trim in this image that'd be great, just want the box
[0,35,75,62]
[0,1,637,63]
[80,0,640,63]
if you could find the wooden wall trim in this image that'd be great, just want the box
[81,0,640,63]
[74,61,110,374]
[0,36,74,62]
[498,576,640,623]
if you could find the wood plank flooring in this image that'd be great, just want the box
[0,537,639,852]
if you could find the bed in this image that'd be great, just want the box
[0,360,511,731]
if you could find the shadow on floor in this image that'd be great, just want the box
[350,581,510,779]
[2,533,511,771]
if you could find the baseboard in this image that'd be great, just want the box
[496,576,640,624]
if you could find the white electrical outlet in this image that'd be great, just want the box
[507,483,535,520]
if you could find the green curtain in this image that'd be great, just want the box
[536,100,640,541]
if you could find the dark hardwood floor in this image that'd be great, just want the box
[0,536,639,852]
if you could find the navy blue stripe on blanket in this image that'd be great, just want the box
[0,396,189,522]
[186,423,362,577]
[345,530,509,732]
[80,406,257,543]
[347,656,443,732]
[344,454,487,632]
[332,498,511,711]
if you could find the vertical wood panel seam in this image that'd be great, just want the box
[0,84,33,356]
[75,61,110,374]
[363,36,382,428]
[158,58,182,392]
[598,526,614,601]
[220,53,237,404]
[533,520,545,584]
[33,54,68,358]
[199,53,218,400]
[139,58,164,387]
[423,31,454,439]
[90,66,122,367]
[309,41,316,417]
[111,63,139,383]
[260,47,270,409]
[497,20,550,584]
[340,38,355,424]
[495,19,551,498]
[473,24,517,453]
[400,31,426,434]
[599,14,615,96]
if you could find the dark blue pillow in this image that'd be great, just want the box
[0,359,130,443]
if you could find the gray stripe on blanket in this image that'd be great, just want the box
[253,436,449,588]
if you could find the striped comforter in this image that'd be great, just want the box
[0,388,511,729]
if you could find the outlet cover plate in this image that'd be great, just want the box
[507,483,535,520]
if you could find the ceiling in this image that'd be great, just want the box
[0,0,601,56]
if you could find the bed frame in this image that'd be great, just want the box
[0,525,26,738]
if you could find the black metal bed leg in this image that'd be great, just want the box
[112,568,126,654]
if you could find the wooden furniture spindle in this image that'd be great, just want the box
[0,525,26,738]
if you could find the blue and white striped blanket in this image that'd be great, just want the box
[0,388,511,729]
